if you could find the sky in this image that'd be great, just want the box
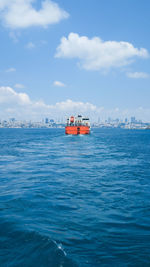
[0,0,150,122]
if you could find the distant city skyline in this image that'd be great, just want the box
[0,0,150,120]
[1,115,150,130]
[0,115,147,124]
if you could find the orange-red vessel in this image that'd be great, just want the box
[65,115,90,135]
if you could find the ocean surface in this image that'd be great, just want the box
[0,128,150,267]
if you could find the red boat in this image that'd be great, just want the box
[65,115,90,135]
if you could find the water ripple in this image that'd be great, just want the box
[0,128,150,266]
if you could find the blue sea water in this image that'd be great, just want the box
[0,128,150,267]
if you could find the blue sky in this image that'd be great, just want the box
[0,0,150,121]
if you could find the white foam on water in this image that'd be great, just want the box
[58,243,67,256]
[53,240,67,256]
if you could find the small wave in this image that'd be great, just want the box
[0,220,77,267]
[65,134,75,137]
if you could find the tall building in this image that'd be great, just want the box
[131,117,136,123]
[45,118,49,124]
[9,118,15,122]
[115,118,119,123]
[108,117,112,123]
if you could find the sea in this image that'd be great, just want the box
[0,128,150,267]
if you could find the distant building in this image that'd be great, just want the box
[9,118,15,122]
[131,116,136,123]
[125,118,128,123]
[45,118,49,124]
[108,117,112,123]
[115,118,119,123]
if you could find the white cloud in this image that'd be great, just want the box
[0,0,69,29]
[6,67,16,72]
[55,33,149,71]
[14,83,25,89]
[53,80,66,87]
[0,86,31,105]
[26,42,35,49]
[54,99,96,112]
[0,86,150,121]
[127,72,149,79]
[0,86,97,119]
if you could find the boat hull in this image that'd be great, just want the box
[65,126,90,135]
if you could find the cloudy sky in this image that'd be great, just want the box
[0,0,150,121]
